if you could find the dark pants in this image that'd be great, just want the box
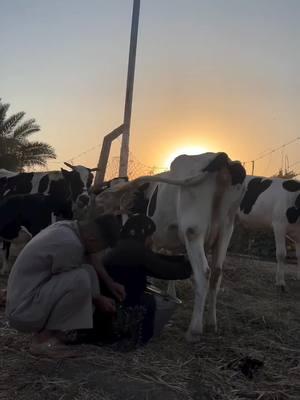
[75,265,155,347]
[75,246,191,347]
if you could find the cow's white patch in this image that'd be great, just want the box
[238,175,300,288]
[73,166,91,194]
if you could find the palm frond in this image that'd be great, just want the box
[0,112,25,137]
[0,100,10,125]
[0,136,17,155]
[18,141,56,168]
[0,99,57,170]
[12,119,40,140]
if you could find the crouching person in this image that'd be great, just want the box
[5,215,125,357]
[78,214,192,348]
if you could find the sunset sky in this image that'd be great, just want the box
[1,0,300,177]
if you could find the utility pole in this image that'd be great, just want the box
[251,160,255,175]
[119,0,140,177]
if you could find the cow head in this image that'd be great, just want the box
[62,162,98,208]
[94,178,142,216]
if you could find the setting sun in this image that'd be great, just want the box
[164,146,210,168]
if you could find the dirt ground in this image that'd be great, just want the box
[1,255,299,400]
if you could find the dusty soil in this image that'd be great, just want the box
[1,256,299,400]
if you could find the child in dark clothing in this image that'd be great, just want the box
[76,214,192,347]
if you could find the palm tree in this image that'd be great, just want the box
[0,98,56,171]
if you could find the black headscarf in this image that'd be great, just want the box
[120,214,156,241]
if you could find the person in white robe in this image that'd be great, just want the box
[6,214,125,357]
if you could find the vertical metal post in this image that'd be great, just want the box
[94,124,125,189]
[251,160,255,175]
[119,0,140,177]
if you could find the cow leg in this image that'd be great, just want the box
[0,241,10,275]
[272,224,287,289]
[295,242,300,281]
[184,234,210,342]
[167,281,177,298]
[207,224,234,332]
[51,212,57,224]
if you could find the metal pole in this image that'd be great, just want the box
[251,160,255,175]
[94,124,125,190]
[119,0,140,177]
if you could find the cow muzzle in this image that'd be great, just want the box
[77,194,90,208]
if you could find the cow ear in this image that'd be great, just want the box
[89,167,99,172]
[64,162,75,170]
[203,152,229,173]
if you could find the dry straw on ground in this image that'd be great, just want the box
[1,255,299,400]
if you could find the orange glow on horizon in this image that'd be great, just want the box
[164,145,211,168]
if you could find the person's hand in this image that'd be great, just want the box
[108,281,126,302]
[94,295,116,313]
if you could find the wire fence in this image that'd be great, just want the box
[34,135,300,179]
[104,153,166,180]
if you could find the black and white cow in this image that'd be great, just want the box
[95,152,246,341]
[0,193,76,274]
[238,175,300,289]
[0,162,96,207]
[0,163,97,272]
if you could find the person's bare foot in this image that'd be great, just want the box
[30,331,79,358]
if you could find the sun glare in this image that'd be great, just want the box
[164,146,210,168]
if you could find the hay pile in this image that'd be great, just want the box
[0,256,299,400]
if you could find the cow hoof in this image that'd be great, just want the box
[185,330,202,343]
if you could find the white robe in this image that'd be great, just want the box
[6,221,100,332]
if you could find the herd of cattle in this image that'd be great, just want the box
[0,152,299,341]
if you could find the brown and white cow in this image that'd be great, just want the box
[95,152,246,341]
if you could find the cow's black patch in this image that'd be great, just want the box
[282,180,300,192]
[285,193,300,224]
[0,173,34,196]
[38,175,49,193]
[14,173,34,194]
[286,207,299,224]
[49,178,71,202]
[228,162,246,185]
[61,169,84,202]
[202,152,229,173]
[148,185,158,217]
[295,194,300,209]
[0,193,73,241]
[240,178,272,214]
